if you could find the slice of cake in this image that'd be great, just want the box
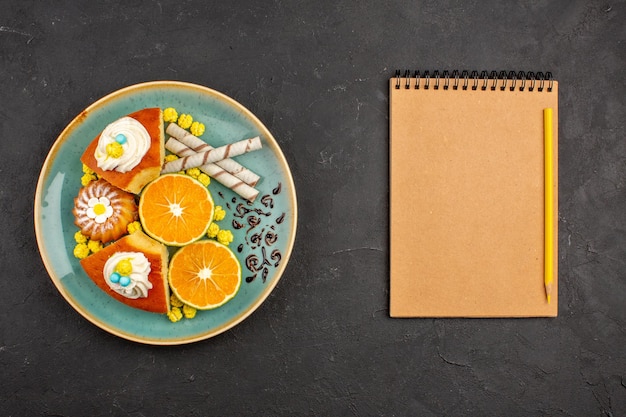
[81,108,164,194]
[80,231,170,314]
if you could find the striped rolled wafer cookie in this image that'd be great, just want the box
[166,123,261,187]
[165,138,260,202]
[161,136,262,174]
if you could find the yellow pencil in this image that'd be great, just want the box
[544,108,554,303]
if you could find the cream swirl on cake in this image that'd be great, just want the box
[103,252,153,299]
[95,117,150,173]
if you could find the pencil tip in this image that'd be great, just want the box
[547,295,551,304]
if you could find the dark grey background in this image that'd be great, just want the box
[2,1,625,415]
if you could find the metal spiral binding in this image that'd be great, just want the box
[395,69,553,92]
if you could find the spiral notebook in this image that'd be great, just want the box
[389,70,558,317]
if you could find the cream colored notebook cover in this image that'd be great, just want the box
[389,70,558,317]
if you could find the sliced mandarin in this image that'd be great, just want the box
[168,240,241,309]
[139,174,214,246]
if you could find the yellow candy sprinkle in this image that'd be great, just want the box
[177,114,193,129]
[73,243,90,259]
[106,142,124,158]
[163,107,178,123]
[182,304,197,319]
[216,229,234,246]
[74,231,88,244]
[186,167,201,178]
[127,221,142,234]
[197,173,210,186]
[164,154,179,162]
[206,222,220,238]
[87,240,103,253]
[190,121,205,136]
[82,164,95,175]
[81,173,96,186]
[170,293,184,308]
[115,259,133,276]
[213,206,226,222]
[167,307,183,323]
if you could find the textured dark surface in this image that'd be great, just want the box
[2,0,625,415]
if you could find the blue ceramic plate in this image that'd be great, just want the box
[35,81,297,345]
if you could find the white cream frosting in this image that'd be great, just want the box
[103,252,153,299]
[94,117,150,173]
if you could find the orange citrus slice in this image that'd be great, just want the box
[138,174,214,246]
[168,240,241,309]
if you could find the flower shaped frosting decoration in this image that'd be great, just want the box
[86,197,114,224]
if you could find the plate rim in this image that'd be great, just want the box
[34,80,298,345]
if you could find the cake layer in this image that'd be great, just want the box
[81,108,164,194]
[80,231,170,313]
